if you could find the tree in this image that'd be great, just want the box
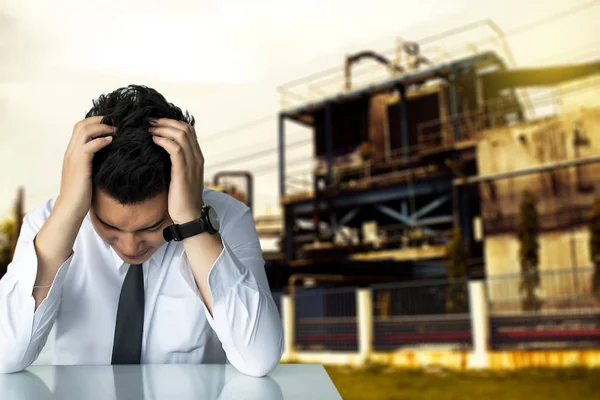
[517,190,541,311]
[0,217,16,279]
[445,228,468,313]
[588,197,600,299]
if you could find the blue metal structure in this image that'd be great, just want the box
[275,51,516,282]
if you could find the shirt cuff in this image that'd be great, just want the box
[178,235,251,309]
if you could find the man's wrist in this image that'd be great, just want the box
[172,202,205,225]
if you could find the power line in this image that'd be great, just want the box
[204,138,311,173]
[201,114,276,144]
[297,1,600,92]
[237,155,314,176]
[506,0,599,36]
[207,46,599,175]
[201,0,600,164]
[245,74,600,180]
[201,0,600,159]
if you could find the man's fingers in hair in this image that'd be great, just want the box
[149,119,203,163]
[151,135,187,171]
[148,126,194,164]
[78,124,116,144]
[82,135,113,154]
[150,118,195,137]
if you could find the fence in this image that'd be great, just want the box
[272,267,600,357]
[293,286,358,352]
[487,267,600,349]
[371,279,472,351]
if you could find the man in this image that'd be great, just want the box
[0,85,283,377]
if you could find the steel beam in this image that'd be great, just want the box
[284,207,294,263]
[449,71,462,141]
[401,201,408,217]
[375,204,436,236]
[416,215,454,226]
[278,114,286,197]
[411,194,451,221]
[291,179,452,215]
[339,207,362,226]
[397,84,410,164]
[325,102,334,185]
[458,186,472,245]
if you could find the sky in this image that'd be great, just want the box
[0,0,599,218]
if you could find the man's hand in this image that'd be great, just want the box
[33,116,114,308]
[149,118,205,224]
[56,116,116,219]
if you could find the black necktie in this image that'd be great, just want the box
[111,263,145,364]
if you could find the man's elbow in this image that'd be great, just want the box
[0,356,29,374]
[0,345,33,374]
[239,355,282,377]
[237,335,284,377]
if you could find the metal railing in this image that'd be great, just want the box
[293,286,358,352]
[482,206,593,236]
[371,279,472,350]
[277,21,513,110]
[282,75,600,198]
[272,267,600,353]
[487,267,598,314]
[487,267,600,349]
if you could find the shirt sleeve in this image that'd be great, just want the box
[178,201,283,377]
[0,199,74,373]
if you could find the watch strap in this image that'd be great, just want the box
[163,217,209,242]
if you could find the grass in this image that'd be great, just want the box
[323,365,600,400]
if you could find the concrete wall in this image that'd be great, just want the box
[476,108,600,304]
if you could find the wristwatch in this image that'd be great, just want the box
[163,204,220,242]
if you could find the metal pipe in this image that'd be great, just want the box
[453,155,600,185]
[344,51,403,90]
[287,273,400,296]
[281,52,498,118]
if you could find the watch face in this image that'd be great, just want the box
[208,206,220,231]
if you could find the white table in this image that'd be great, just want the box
[0,364,342,399]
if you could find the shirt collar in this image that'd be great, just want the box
[110,241,169,271]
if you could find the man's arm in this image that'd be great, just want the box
[0,117,114,373]
[181,204,284,377]
[0,199,76,373]
[32,200,84,308]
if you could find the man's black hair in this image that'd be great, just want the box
[85,84,195,204]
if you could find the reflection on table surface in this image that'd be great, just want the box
[0,364,342,400]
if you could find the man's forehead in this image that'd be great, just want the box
[93,208,167,232]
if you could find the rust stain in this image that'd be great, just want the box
[558,352,563,366]
[380,350,600,370]
[491,350,600,369]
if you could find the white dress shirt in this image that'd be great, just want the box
[0,188,283,377]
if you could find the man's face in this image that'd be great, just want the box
[90,189,172,265]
